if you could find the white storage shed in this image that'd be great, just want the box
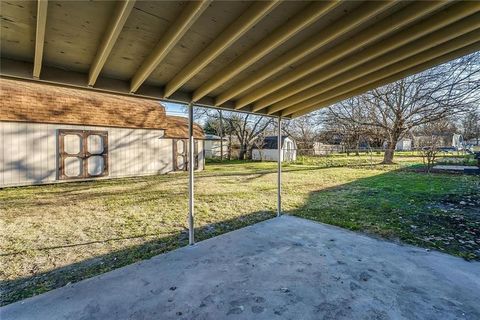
[252,136,297,162]
[0,79,204,187]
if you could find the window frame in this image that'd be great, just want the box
[58,129,109,180]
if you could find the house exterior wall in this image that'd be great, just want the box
[252,149,282,161]
[1,121,204,187]
[452,134,464,149]
[204,140,229,159]
[465,137,480,146]
[395,139,412,151]
[313,142,345,155]
[413,134,466,149]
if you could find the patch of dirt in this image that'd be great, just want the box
[437,193,480,217]
[415,193,480,260]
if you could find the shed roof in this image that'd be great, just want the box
[254,135,292,149]
[204,134,227,141]
[0,1,478,118]
[0,78,204,138]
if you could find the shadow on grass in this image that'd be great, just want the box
[1,165,332,204]
[2,163,478,306]
[286,167,480,262]
[0,211,275,306]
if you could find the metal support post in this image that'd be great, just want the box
[277,116,282,217]
[219,110,223,161]
[188,103,195,245]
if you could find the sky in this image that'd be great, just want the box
[164,102,188,117]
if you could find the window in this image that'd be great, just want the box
[58,129,108,180]
[173,139,199,171]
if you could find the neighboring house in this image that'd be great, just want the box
[465,137,480,146]
[0,79,204,187]
[395,138,412,151]
[312,142,345,155]
[204,134,229,159]
[413,133,464,150]
[252,136,297,162]
[452,133,464,149]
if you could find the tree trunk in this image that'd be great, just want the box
[382,140,397,164]
[239,144,247,160]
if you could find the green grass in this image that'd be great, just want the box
[1,155,479,305]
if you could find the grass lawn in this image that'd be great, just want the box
[1,154,479,305]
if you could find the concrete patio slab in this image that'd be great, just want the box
[2,215,480,320]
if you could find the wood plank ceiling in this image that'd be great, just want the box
[1,0,479,118]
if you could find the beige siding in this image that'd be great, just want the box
[0,121,195,187]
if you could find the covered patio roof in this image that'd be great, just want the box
[1,0,479,118]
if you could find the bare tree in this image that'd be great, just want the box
[252,130,268,161]
[419,140,440,173]
[228,113,274,160]
[197,109,274,160]
[325,97,373,155]
[327,52,480,164]
[461,107,480,145]
[283,112,322,155]
[417,119,453,173]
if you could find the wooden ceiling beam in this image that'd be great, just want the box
[281,30,480,117]
[214,0,396,107]
[248,0,449,112]
[163,0,280,99]
[292,41,480,118]
[3,0,478,119]
[88,0,136,87]
[130,0,211,93]
[270,12,480,115]
[191,0,341,102]
[33,0,48,79]
[1,57,275,117]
